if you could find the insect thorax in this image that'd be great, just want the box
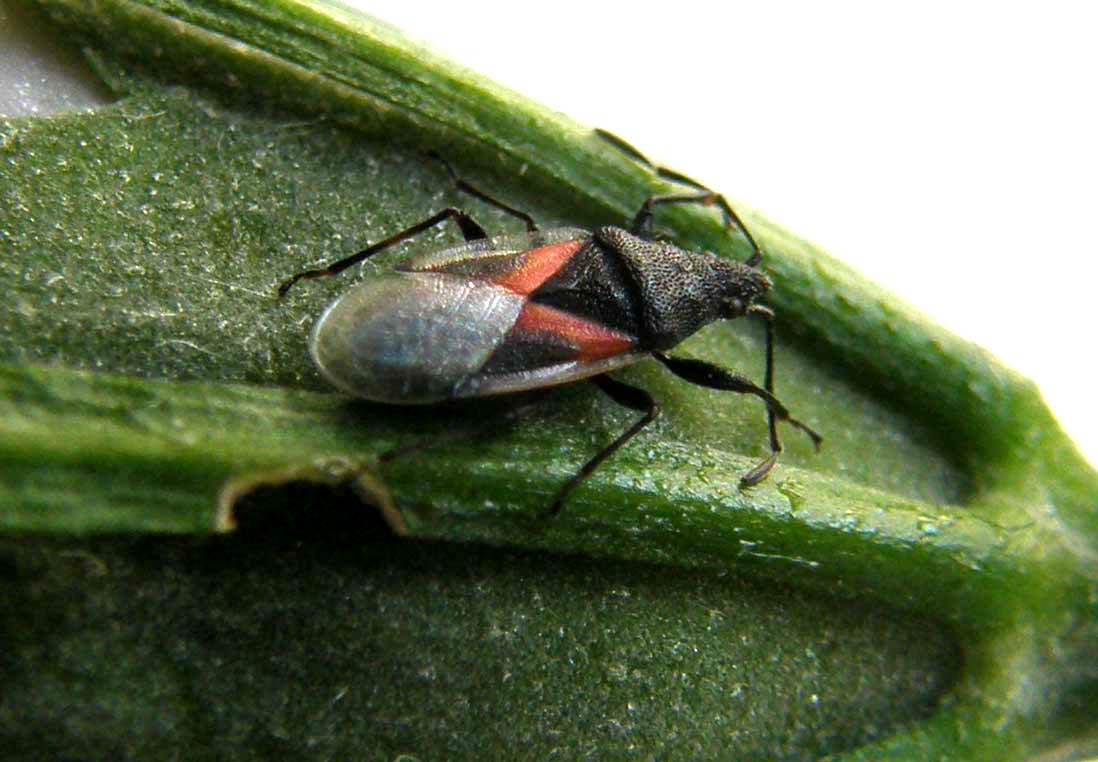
[590,227,736,350]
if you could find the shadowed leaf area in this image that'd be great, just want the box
[1,487,957,761]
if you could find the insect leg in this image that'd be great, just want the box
[549,375,658,515]
[630,192,763,267]
[595,128,714,191]
[427,152,538,233]
[278,207,489,297]
[594,129,762,267]
[749,304,778,464]
[376,396,548,466]
[652,351,821,487]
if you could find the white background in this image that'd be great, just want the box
[353,0,1097,467]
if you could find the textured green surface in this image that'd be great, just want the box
[2,0,1096,759]
[1,496,959,760]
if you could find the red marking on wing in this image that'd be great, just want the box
[489,238,586,295]
[513,302,634,361]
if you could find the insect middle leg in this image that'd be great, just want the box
[630,192,762,267]
[652,351,821,487]
[595,128,707,187]
[549,374,659,515]
[594,128,762,266]
[426,152,539,233]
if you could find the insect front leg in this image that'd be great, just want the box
[550,374,659,515]
[749,304,778,461]
[652,351,821,487]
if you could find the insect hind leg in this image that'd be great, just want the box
[277,207,489,297]
[549,374,659,515]
[377,396,545,463]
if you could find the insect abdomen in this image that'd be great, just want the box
[309,271,524,403]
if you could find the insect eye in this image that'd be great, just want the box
[724,298,746,317]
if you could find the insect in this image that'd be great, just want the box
[279,137,821,513]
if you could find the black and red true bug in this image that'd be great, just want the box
[279,137,821,513]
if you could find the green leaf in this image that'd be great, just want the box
[2,0,1095,759]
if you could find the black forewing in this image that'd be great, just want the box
[528,236,643,338]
